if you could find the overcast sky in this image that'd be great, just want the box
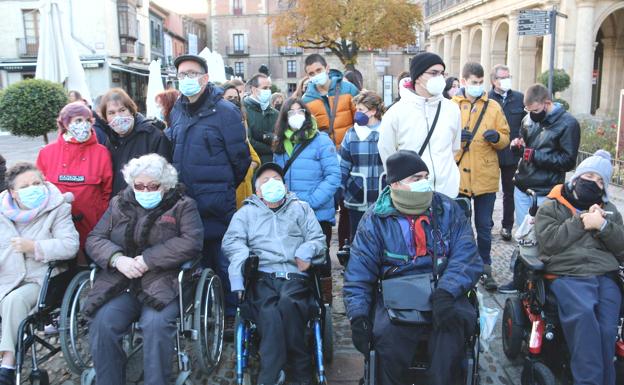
[152,0,209,15]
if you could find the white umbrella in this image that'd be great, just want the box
[146,59,164,118]
[199,47,226,84]
[35,0,91,104]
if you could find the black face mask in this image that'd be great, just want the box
[274,103,283,111]
[227,98,241,108]
[530,109,547,123]
[571,178,604,210]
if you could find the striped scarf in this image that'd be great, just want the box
[0,189,49,223]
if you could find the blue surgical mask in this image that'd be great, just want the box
[310,71,329,86]
[134,190,162,209]
[401,179,432,193]
[466,85,484,98]
[18,185,48,209]
[354,111,370,126]
[179,77,202,97]
[257,89,271,110]
[260,178,286,203]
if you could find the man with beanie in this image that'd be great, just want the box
[344,150,482,385]
[378,52,462,198]
[534,149,623,385]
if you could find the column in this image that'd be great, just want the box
[507,11,520,90]
[480,19,492,79]
[571,1,595,115]
[541,34,551,74]
[460,26,470,74]
[597,38,616,116]
[518,36,539,93]
[443,32,453,67]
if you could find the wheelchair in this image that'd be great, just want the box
[13,261,76,385]
[235,254,334,385]
[58,259,225,385]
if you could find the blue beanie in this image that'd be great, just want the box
[570,149,613,202]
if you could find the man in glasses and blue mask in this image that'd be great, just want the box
[222,162,326,385]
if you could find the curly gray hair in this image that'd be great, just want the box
[122,154,178,191]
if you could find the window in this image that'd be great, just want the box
[233,0,243,15]
[150,15,163,52]
[234,62,245,79]
[287,83,297,96]
[233,34,245,53]
[21,9,39,56]
[287,60,296,78]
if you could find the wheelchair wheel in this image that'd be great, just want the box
[193,268,225,374]
[322,304,334,364]
[521,361,555,385]
[502,296,526,360]
[59,270,93,375]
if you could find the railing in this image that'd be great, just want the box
[279,46,303,55]
[576,151,624,186]
[17,37,39,57]
[226,45,250,56]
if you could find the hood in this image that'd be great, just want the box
[244,192,298,214]
[546,184,578,215]
[0,182,72,219]
[373,186,400,217]
[396,77,445,107]
[304,69,346,100]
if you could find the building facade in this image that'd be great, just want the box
[424,0,624,117]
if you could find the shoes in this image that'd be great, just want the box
[498,281,518,294]
[500,228,512,241]
[0,367,15,385]
[482,264,498,291]
[224,315,235,341]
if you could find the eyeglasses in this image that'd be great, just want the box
[134,183,161,192]
[496,75,513,80]
[287,109,306,117]
[177,71,205,80]
[423,70,447,77]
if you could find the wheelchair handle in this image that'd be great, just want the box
[527,189,538,217]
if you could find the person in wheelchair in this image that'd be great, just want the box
[0,163,79,385]
[83,153,203,385]
[534,149,623,385]
[343,150,483,385]
[222,162,327,385]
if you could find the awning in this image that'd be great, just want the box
[109,63,150,77]
[0,56,105,72]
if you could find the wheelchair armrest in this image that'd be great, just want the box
[518,251,544,271]
[243,255,260,290]
[181,258,201,271]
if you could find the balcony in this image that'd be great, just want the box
[226,45,250,57]
[17,37,39,57]
[279,46,303,56]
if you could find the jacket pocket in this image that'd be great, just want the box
[203,128,224,158]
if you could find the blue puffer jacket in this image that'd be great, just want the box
[273,132,341,224]
[168,84,251,240]
[343,188,483,320]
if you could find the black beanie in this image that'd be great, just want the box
[386,150,429,184]
[409,52,445,81]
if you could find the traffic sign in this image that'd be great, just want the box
[518,10,551,36]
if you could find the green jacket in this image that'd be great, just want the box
[244,96,279,164]
[535,185,624,277]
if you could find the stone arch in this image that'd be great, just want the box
[491,20,509,70]
[593,6,624,116]
[593,1,624,40]
[468,26,482,63]
[450,32,462,76]
[436,37,445,57]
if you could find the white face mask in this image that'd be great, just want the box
[288,114,306,130]
[499,78,512,92]
[425,75,446,96]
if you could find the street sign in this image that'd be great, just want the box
[518,10,551,36]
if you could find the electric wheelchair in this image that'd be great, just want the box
[58,260,225,385]
[234,254,334,385]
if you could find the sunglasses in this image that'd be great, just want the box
[134,183,161,192]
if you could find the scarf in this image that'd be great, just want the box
[390,188,432,215]
[0,188,49,223]
[284,126,318,156]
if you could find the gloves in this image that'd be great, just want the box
[350,316,372,355]
[523,148,535,163]
[483,129,500,143]
[461,129,473,142]
[262,133,275,144]
[431,289,460,331]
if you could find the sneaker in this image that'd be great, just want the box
[482,264,498,291]
[498,281,518,294]
[0,367,15,385]
[500,228,512,241]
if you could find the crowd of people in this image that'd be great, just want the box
[0,49,620,385]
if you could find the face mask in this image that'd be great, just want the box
[67,121,91,143]
[260,178,286,203]
[134,190,162,209]
[288,114,306,130]
[257,89,271,110]
[401,179,433,193]
[573,178,604,208]
[426,75,446,96]
[228,98,241,108]
[110,115,134,135]
[448,87,459,97]
[390,188,433,215]
[354,111,370,126]
[530,109,547,123]
[310,71,329,86]
[155,106,165,121]
[466,85,484,98]
[179,77,202,97]
[274,103,283,111]
[18,185,48,209]
[499,78,512,92]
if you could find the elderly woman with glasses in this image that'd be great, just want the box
[83,153,203,385]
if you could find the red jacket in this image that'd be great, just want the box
[37,131,113,252]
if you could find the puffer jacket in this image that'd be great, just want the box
[535,184,624,276]
[302,69,359,148]
[273,131,341,223]
[0,183,79,302]
[488,89,526,167]
[168,84,251,240]
[244,97,279,164]
[378,80,462,198]
[514,106,581,195]
[452,90,510,196]
[222,193,327,291]
[343,188,483,320]
[83,185,203,317]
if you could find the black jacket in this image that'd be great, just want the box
[0,154,6,192]
[489,89,526,167]
[244,96,278,164]
[513,106,580,195]
[92,110,110,145]
[105,114,172,196]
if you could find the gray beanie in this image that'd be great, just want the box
[570,149,613,202]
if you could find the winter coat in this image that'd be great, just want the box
[302,69,359,148]
[37,131,113,249]
[378,83,462,198]
[168,85,251,241]
[0,154,6,192]
[104,113,172,196]
[222,193,327,292]
[343,188,482,320]
[535,185,624,276]
[452,91,510,196]
[235,142,261,209]
[92,111,110,145]
[488,89,526,167]
[273,132,341,224]
[83,185,203,317]
[244,97,278,164]
[514,106,581,195]
[0,183,79,302]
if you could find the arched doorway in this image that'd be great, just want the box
[451,33,461,76]
[469,28,482,64]
[592,7,624,116]
[491,21,509,70]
